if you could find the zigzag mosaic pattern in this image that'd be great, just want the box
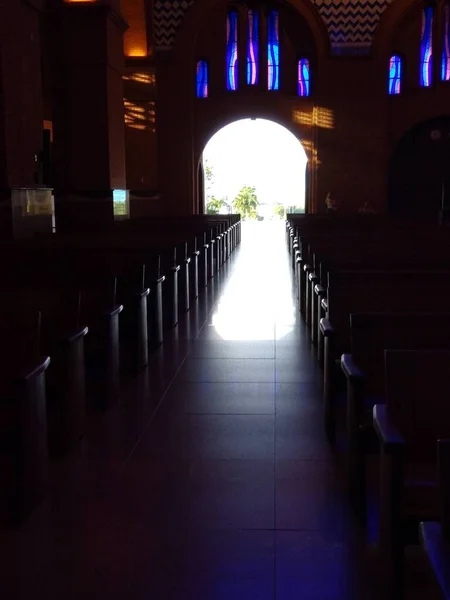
[153,0,393,53]
[314,0,393,53]
[154,0,194,50]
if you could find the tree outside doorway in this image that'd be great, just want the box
[202,118,307,219]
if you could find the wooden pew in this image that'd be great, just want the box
[420,439,450,600]
[341,313,450,521]
[320,270,450,444]
[29,288,89,454]
[290,217,448,319]
[373,350,450,597]
[305,238,450,334]
[0,295,51,525]
[0,214,239,528]
[0,282,90,448]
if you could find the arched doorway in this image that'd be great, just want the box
[201,118,308,217]
[389,117,450,220]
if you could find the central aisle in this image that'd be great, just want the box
[113,220,368,599]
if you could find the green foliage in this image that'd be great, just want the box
[233,186,259,220]
[273,203,285,219]
[204,160,214,203]
[206,197,227,214]
[204,161,214,186]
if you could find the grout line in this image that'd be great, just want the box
[119,254,237,473]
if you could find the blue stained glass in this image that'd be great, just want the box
[388,55,402,95]
[247,10,259,85]
[297,58,310,97]
[196,60,208,98]
[420,6,433,87]
[226,11,238,91]
[267,11,279,91]
[442,3,450,81]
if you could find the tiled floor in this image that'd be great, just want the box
[0,221,440,599]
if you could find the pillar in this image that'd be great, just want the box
[52,1,127,231]
[0,0,46,236]
[157,56,195,215]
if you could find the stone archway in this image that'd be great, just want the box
[388,116,450,220]
[200,117,308,216]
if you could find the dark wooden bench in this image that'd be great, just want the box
[0,295,51,525]
[305,237,450,335]
[27,288,89,454]
[420,439,450,600]
[373,350,450,597]
[320,271,450,444]
[341,313,450,522]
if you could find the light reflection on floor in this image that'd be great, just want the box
[211,220,296,341]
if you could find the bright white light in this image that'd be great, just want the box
[203,118,307,209]
[210,221,297,341]
[113,189,128,203]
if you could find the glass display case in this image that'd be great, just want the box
[11,187,54,238]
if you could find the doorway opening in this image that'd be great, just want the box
[202,118,307,220]
[389,117,450,222]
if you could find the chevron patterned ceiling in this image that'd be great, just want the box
[153,0,394,53]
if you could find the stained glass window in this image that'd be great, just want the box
[196,60,208,98]
[442,3,450,81]
[388,55,402,95]
[247,10,259,85]
[297,58,310,97]
[420,5,434,87]
[267,10,279,91]
[226,11,239,91]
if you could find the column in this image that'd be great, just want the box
[0,0,46,237]
[52,1,127,231]
[157,56,195,215]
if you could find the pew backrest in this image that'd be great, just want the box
[385,349,450,462]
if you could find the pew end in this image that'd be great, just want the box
[373,350,450,596]
[420,439,450,600]
[0,356,51,526]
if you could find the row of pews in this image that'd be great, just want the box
[286,213,450,599]
[0,214,241,527]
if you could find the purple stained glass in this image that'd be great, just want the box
[247,10,259,85]
[442,3,450,81]
[196,60,208,98]
[388,55,402,95]
[226,11,238,91]
[297,58,310,97]
[420,6,433,87]
[267,11,279,90]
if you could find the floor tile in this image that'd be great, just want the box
[177,358,276,382]
[275,414,333,460]
[164,381,276,414]
[117,457,275,530]
[275,358,321,383]
[189,339,276,359]
[134,413,275,460]
[132,529,275,600]
[276,459,349,535]
[275,382,323,417]
[276,530,366,600]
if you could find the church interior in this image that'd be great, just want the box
[2,0,450,598]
